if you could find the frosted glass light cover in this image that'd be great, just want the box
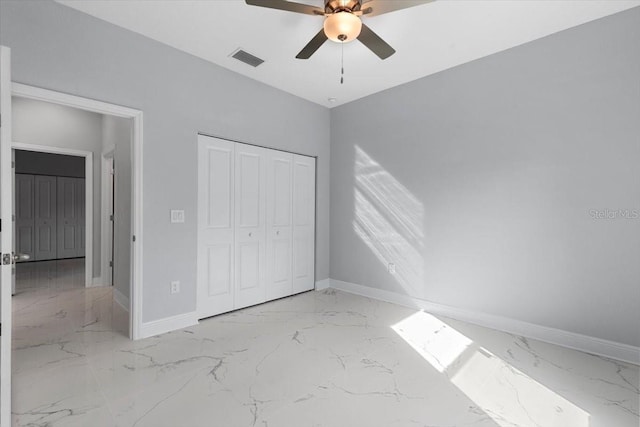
[323,12,362,43]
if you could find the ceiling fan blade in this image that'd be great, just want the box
[296,28,328,59]
[245,0,324,16]
[361,0,434,17]
[357,24,395,60]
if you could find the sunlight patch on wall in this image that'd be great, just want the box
[353,146,424,293]
[392,312,590,426]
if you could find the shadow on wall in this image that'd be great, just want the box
[392,311,591,426]
[353,145,424,295]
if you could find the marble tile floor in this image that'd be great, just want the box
[11,286,639,427]
[15,258,86,294]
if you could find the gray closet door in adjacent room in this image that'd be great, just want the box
[15,174,35,261]
[34,175,57,261]
[75,178,86,257]
[57,176,83,259]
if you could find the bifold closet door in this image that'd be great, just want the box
[234,143,267,308]
[292,155,316,293]
[15,174,35,261]
[57,177,81,259]
[34,175,57,261]
[197,135,235,318]
[75,179,86,257]
[266,150,293,300]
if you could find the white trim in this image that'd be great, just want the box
[0,44,13,427]
[329,279,640,365]
[12,83,144,340]
[100,152,114,289]
[90,276,103,287]
[113,287,130,313]
[140,312,198,339]
[12,142,94,289]
[315,278,330,291]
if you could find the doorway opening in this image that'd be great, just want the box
[11,95,135,342]
[14,150,89,298]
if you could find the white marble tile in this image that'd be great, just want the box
[11,276,639,427]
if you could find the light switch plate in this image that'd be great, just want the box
[170,210,185,223]
[170,281,180,294]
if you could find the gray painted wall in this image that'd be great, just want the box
[330,8,640,347]
[15,150,85,177]
[12,96,103,277]
[102,115,132,300]
[0,0,330,323]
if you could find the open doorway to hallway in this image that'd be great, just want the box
[10,96,135,422]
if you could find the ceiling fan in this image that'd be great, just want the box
[245,0,433,60]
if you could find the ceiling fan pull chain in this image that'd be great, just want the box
[340,40,344,84]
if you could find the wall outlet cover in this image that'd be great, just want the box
[170,281,180,294]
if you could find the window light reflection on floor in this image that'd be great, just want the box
[392,311,591,427]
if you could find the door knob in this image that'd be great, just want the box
[13,253,31,262]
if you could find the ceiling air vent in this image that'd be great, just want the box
[230,48,265,68]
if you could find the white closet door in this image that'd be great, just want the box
[234,143,266,309]
[266,150,293,300]
[292,155,316,293]
[35,175,58,261]
[197,135,235,318]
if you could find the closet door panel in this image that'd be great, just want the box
[266,150,293,300]
[34,175,57,261]
[15,174,35,261]
[292,155,316,293]
[75,178,86,257]
[197,135,235,318]
[234,144,266,309]
[57,177,79,259]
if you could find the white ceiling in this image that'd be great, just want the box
[57,0,639,107]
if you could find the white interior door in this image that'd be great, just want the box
[34,175,57,261]
[0,44,13,427]
[234,143,266,309]
[292,155,316,293]
[266,149,293,301]
[197,135,235,318]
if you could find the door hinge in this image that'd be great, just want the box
[109,260,113,268]
[132,235,136,242]
[11,160,15,169]
[109,214,114,221]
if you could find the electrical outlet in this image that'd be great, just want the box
[170,281,180,294]
[388,263,396,274]
[170,210,185,223]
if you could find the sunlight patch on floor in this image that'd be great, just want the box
[392,311,591,427]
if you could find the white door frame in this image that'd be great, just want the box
[12,143,93,288]
[101,150,114,288]
[11,83,144,340]
[0,44,13,427]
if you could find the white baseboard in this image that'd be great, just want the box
[329,279,640,365]
[315,278,331,291]
[139,312,199,339]
[88,276,103,287]
[113,288,130,312]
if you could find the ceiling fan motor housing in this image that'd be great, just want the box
[324,0,363,14]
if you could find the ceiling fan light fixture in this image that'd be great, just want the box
[323,11,362,43]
